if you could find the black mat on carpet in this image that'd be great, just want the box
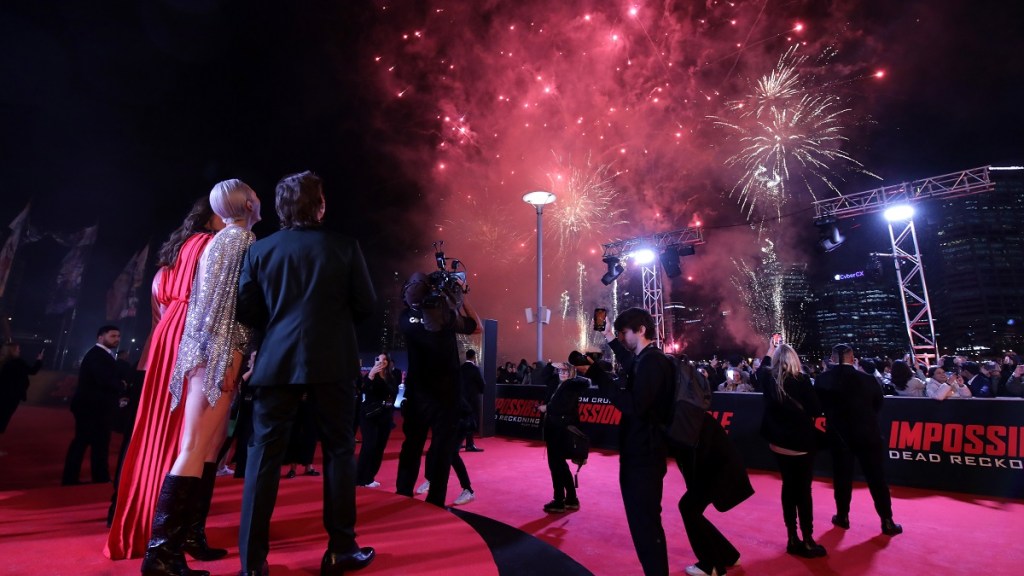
[450,508,594,576]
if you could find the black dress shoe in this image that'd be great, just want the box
[464,446,484,452]
[238,561,269,576]
[831,514,850,529]
[881,518,903,536]
[321,547,375,575]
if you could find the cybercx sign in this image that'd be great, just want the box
[833,270,865,281]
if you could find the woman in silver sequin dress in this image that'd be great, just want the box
[141,179,261,576]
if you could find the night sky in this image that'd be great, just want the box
[2,0,1022,363]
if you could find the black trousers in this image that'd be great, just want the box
[238,382,357,571]
[545,428,576,502]
[620,458,668,576]
[423,436,472,491]
[773,451,816,534]
[395,399,460,507]
[356,406,394,485]
[830,439,893,519]
[676,447,740,573]
[61,410,111,484]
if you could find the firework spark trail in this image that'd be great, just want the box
[730,238,783,339]
[713,45,878,220]
[363,1,887,359]
[547,156,629,251]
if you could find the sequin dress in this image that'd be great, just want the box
[104,233,212,559]
[171,225,255,409]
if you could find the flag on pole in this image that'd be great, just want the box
[46,225,98,315]
[0,203,30,299]
[106,244,149,320]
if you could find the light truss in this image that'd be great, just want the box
[813,166,998,366]
[601,227,705,348]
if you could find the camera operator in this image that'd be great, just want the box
[395,272,481,507]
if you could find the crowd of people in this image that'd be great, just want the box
[3,171,1020,576]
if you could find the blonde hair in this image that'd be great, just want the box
[770,343,803,401]
[209,179,256,223]
[553,362,577,380]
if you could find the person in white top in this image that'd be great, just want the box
[890,360,925,397]
[925,366,972,400]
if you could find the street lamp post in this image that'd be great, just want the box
[523,191,556,363]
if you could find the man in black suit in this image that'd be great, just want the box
[815,343,902,536]
[62,325,122,485]
[236,171,377,576]
[961,361,992,397]
[459,349,485,452]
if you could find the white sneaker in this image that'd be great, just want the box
[216,465,234,477]
[685,564,719,576]
[362,481,381,488]
[452,489,475,506]
[415,480,431,494]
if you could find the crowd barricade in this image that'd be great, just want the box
[495,384,1024,498]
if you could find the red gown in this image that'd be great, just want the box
[105,233,213,559]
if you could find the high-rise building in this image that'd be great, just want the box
[921,170,1024,355]
[813,270,906,358]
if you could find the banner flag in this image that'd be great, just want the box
[0,203,31,299]
[46,225,98,315]
[106,244,149,320]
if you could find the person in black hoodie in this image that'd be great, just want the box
[537,358,590,513]
[760,343,826,558]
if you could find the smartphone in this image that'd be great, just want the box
[593,308,608,332]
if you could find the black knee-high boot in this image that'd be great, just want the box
[141,474,210,576]
[183,463,228,561]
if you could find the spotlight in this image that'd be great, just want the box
[814,217,845,252]
[660,247,682,278]
[601,256,624,286]
[631,248,657,265]
[883,204,914,222]
[659,244,695,279]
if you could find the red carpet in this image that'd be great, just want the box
[2,405,1024,575]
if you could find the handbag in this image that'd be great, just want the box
[565,425,590,466]
[363,400,392,418]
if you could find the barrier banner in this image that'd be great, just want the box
[495,385,1024,498]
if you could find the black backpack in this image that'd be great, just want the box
[660,356,712,447]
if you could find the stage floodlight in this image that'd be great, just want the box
[814,217,845,253]
[883,204,915,222]
[631,248,657,265]
[601,256,625,286]
[660,247,683,278]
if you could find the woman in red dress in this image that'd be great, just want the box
[105,197,224,559]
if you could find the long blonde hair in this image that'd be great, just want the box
[770,343,803,402]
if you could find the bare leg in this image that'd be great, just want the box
[171,368,234,478]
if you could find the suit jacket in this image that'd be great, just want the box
[814,364,884,447]
[236,228,376,386]
[71,345,122,415]
[967,374,993,398]
[459,361,485,415]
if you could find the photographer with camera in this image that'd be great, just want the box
[395,266,481,508]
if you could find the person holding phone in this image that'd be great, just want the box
[356,353,399,487]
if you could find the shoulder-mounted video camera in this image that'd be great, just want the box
[422,241,468,310]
